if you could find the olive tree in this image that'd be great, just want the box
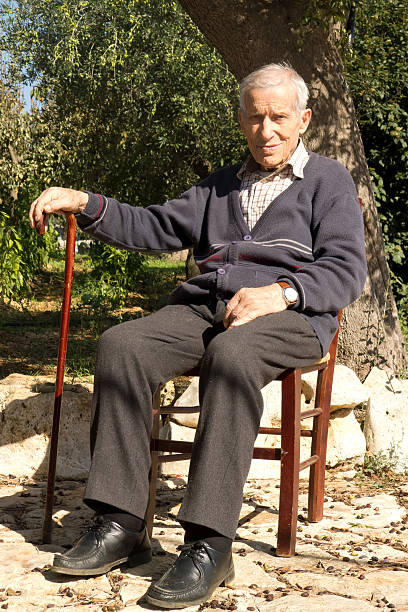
[178,0,407,377]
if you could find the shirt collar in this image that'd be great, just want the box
[237,139,309,180]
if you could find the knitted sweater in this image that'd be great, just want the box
[77,152,367,355]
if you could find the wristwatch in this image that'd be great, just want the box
[277,281,298,307]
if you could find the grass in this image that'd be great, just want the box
[0,253,186,381]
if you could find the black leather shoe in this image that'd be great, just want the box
[51,516,152,576]
[146,540,235,609]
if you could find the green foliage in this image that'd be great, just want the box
[1,0,246,299]
[80,241,145,310]
[0,82,55,300]
[302,0,351,28]
[2,0,246,196]
[343,0,408,325]
[358,444,401,477]
[0,211,24,298]
[75,252,184,316]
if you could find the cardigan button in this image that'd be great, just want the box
[243,234,252,241]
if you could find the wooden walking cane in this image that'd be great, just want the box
[42,213,76,544]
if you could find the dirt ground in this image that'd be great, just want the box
[0,257,184,380]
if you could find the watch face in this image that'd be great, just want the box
[284,287,298,303]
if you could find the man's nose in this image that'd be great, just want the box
[260,117,276,141]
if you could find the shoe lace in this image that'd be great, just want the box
[176,541,216,568]
[86,515,112,536]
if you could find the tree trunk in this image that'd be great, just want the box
[179,0,407,379]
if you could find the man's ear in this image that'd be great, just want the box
[299,108,312,134]
[238,110,244,132]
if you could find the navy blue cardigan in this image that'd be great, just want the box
[77,152,367,355]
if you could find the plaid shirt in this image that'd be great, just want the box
[238,140,309,230]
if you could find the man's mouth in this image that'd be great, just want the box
[259,143,280,152]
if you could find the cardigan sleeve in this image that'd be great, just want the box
[75,184,208,253]
[278,187,367,313]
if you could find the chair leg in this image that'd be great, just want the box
[277,369,301,557]
[308,367,331,522]
[145,387,162,540]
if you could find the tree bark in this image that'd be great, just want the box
[179,0,407,379]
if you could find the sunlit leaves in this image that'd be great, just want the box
[0,84,55,299]
[1,0,247,298]
[344,0,408,313]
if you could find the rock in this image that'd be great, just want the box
[251,432,314,479]
[0,375,92,478]
[233,555,282,588]
[302,365,369,412]
[326,409,366,466]
[173,377,311,430]
[165,249,188,261]
[174,365,369,433]
[0,364,369,483]
[324,493,405,530]
[262,594,376,611]
[159,421,196,477]
[284,569,408,607]
[364,387,408,473]
[0,542,53,580]
[160,380,176,407]
[160,419,314,479]
[260,380,310,426]
[257,381,282,426]
[172,377,200,428]
[159,408,365,478]
[1,474,408,611]
[363,366,408,395]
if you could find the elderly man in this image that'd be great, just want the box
[30,63,366,608]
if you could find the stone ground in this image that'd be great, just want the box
[1,468,408,611]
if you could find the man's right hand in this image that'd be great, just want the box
[29,187,89,235]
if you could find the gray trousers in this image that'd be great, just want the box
[84,303,322,539]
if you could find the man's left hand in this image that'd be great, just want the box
[223,284,287,329]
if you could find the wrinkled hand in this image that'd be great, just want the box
[223,284,287,329]
[29,187,89,235]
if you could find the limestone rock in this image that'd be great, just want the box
[363,366,408,395]
[159,407,365,478]
[249,433,312,479]
[159,421,196,477]
[260,381,281,425]
[174,364,370,432]
[173,377,310,429]
[2,473,408,612]
[284,569,408,607]
[364,387,408,473]
[0,375,92,478]
[326,408,366,466]
[260,380,310,426]
[0,542,53,580]
[160,380,176,407]
[172,377,200,428]
[233,555,282,589]
[166,249,188,262]
[262,594,376,611]
[302,364,369,412]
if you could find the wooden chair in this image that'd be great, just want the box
[146,313,341,557]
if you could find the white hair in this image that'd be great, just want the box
[239,63,309,117]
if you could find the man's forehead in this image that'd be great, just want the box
[244,84,297,110]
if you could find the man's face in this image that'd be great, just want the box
[238,84,311,170]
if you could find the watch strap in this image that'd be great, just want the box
[277,281,298,306]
